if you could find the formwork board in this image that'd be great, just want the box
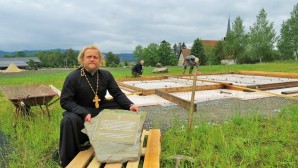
[197,74,298,86]
[120,77,217,90]
[115,73,298,107]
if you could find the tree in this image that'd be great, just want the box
[15,51,26,57]
[105,52,120,67]
[203,44,214,65]
[172,43,180,58]
[191,38,207,65]
[248,8,277,62]
[27,59,38,70]
[49,50,64,67]
[34,50,64,67]
[133,45,144,62]
[210,40,224,65]
[124,60,129,66]
[277,3,298,61]
[223,31,234,59]
[142,43,159,66]
[158,40,177,66]
[224,16,248,63]
[181,42,187,49]
[64,48,78,67]
[178,42,183,56]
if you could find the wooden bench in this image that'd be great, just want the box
[66,129,161,168]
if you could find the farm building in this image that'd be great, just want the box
[178,40,218,66]
[0,57,41,70]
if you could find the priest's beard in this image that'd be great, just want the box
[84,66,99,74]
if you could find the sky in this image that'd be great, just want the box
[0,0,296,53]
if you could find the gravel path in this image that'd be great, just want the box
[140,97,298,134]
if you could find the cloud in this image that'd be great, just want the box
[0,0,296,52]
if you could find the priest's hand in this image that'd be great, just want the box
[85,114,92,123]
[130,104,139,112]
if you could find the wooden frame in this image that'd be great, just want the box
[66,129,161,168]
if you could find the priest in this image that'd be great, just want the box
[59,45,139,167]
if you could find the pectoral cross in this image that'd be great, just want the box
[93,95,100,108]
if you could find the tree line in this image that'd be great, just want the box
[134,4,298,66]
[222,5,297,64]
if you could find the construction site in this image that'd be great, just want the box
[113,71,298,108]
[108,70,298,132]
[1,69,298,167]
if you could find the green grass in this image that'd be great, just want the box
[0,62,298,167]
[161,105,298,167]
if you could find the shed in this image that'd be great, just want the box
[0,61,28,70]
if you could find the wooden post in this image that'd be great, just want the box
[188,69,198,131]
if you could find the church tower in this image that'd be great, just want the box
[226,15,231,36]
[224,15,231,40]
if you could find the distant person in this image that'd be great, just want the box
[58,45,139,167]
[131,60,144,77]
[183,55,199,74]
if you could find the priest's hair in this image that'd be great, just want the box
[77,44,103,66]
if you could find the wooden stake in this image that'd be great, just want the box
[188,69,198,132]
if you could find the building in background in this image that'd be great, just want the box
[0,57,41,70]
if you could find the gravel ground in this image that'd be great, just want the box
[140,97,298,134]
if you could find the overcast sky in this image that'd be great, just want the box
[0,0,296,53]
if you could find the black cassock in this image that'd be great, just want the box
[59,68,133,167]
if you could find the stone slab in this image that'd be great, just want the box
[84,109,147,163]
[91,111,141,144]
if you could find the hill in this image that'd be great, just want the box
[0,49,67,57]
[116,53,135,62]
[0,50,135,62]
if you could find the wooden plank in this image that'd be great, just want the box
[66,147,94,168]
[237,70,298,78]
[87,157,102,168]
[196,78,233,85]
[117,82,144,94]
[143,129,161,168]
[49,85,61,97]
[119,86,138,93]
[104,163,122,168]
[117,76,169,82]
[118,77,223,96]
[126,159,140,168]
[281,90,298,95]
[67,129,160,168]
[224,84,298,101]
[155,89,196,111]
[142,89,155,95]
[126,129,150,168]
[251,81,298,90]
[141,130,149,155]
[158,84,222,93]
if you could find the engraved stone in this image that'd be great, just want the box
[83,109,147,163]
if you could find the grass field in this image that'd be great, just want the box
[0,62,298,167]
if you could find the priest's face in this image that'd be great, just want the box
[82,48,101,73]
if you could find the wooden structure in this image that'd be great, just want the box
[67,129,161,168]
[116,71,298,111]
[0,84,59,126]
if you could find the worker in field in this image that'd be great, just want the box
[58,44,139,167]
[183,55,199,74]
[131,60,144,77]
